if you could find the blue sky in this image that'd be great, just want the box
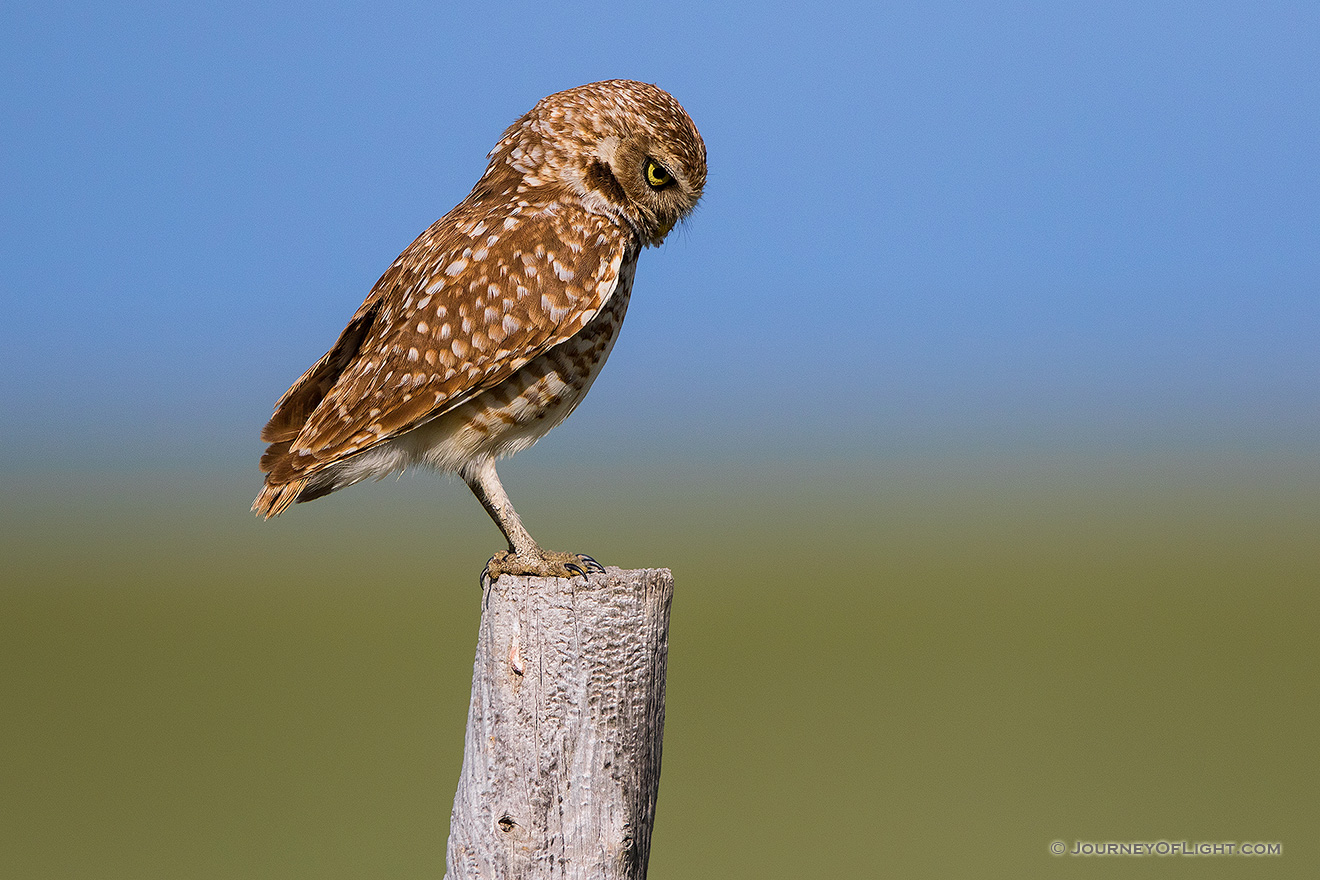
[3,1,1317,471]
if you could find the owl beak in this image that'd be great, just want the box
[654,216,676,243]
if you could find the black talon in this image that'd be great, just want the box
[579,555,605,573]
[565,562,587,577]
[480,555,502,606]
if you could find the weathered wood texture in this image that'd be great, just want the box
[445,567,674,880]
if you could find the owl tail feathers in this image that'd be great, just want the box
[254,436,316,518]
[252,479,306,518]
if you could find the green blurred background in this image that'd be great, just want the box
[4,1,1319,876]
[4,451,1316,878]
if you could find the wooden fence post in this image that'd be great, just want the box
[445,567,674,880]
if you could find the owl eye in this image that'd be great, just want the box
[644,159,673,189]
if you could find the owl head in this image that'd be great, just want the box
[483,80,707,248]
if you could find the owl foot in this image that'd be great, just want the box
[484,550,606,582]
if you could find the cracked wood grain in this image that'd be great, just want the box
[445,567,674,880]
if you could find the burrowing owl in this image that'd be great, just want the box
[254,80,706,578]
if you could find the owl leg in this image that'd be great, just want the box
[464,456,605,580]
[464,455,540,556]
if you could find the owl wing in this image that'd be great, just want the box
[256,203,631,510]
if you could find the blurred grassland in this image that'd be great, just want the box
[2,452,1317,878]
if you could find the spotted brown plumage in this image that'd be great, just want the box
[254,80,705,579]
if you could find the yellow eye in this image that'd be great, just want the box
[645,159,672,189]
